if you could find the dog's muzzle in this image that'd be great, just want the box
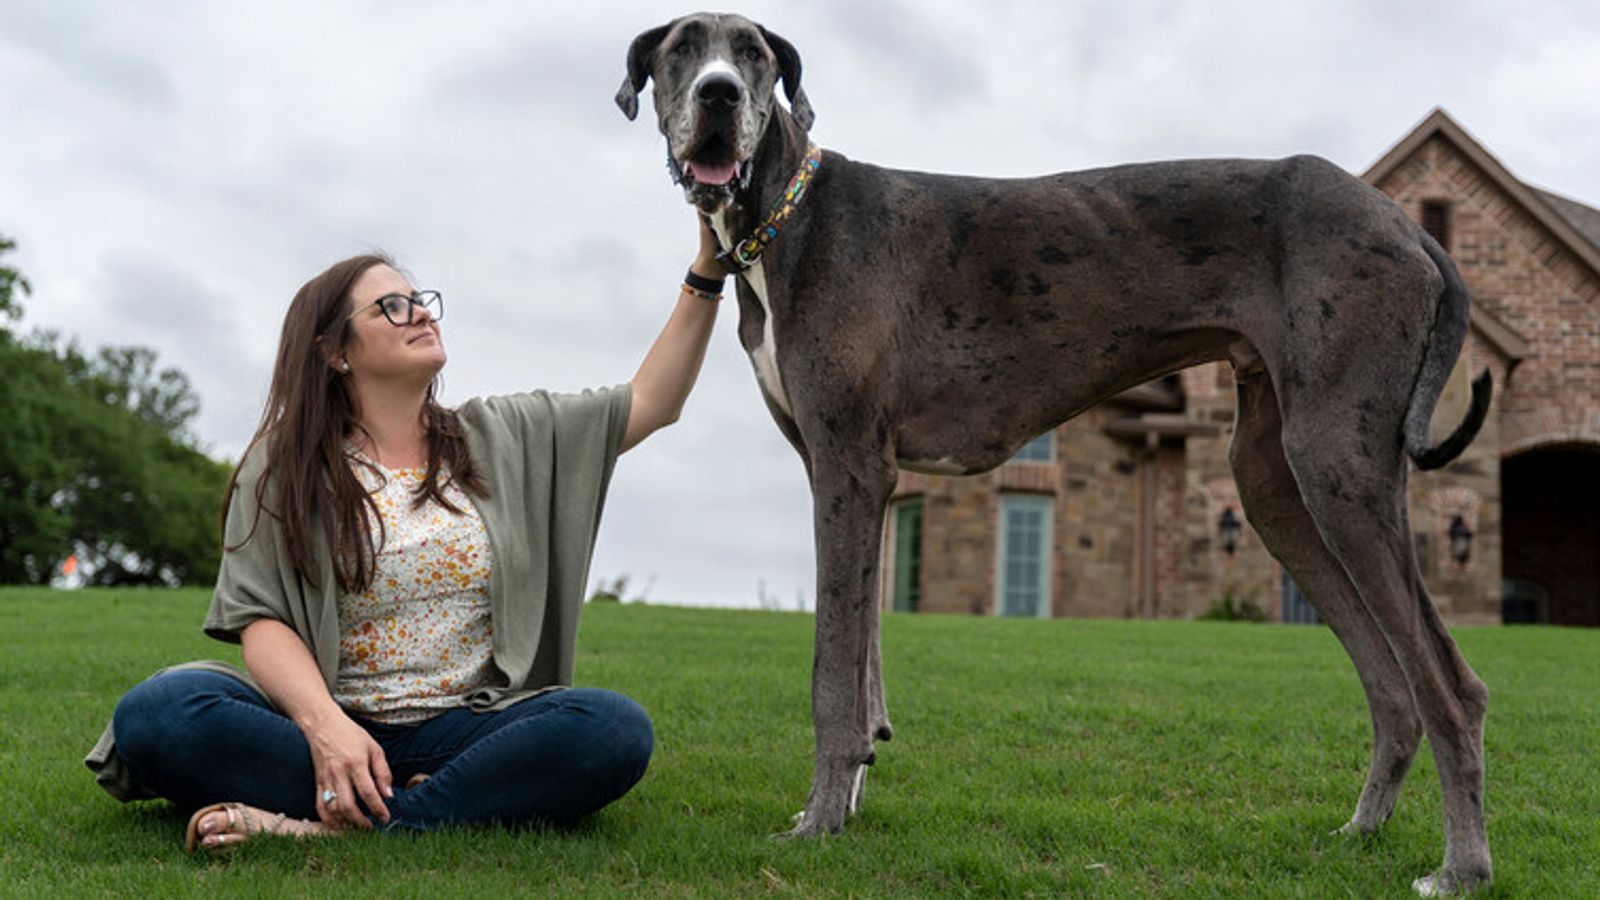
[669,72,756,212]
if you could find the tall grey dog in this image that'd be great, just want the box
[618,14,1494,895]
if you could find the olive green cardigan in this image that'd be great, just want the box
[86,386,631,801]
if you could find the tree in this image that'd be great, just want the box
[0,233,30,332]
[0,237,230,585]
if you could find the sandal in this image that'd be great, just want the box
[183,802,322,853]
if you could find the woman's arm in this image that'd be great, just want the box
[240,618,392,829]
[621,215,724,453]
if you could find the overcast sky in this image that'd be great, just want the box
[4,0,1597,609]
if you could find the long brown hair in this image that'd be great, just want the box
[221,253,487,593]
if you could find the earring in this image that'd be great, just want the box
[340,361,351,373]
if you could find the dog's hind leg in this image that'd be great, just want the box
[850,621,893,816]
[1229,366,1423,835]
[781,449,899,837]
[1274,379,1491,895]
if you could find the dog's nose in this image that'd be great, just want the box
[696,74,743,111]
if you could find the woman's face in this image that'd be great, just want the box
[341,264,446,383]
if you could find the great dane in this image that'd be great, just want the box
[617,13,1494,895]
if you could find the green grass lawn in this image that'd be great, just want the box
[2,587,1596,897]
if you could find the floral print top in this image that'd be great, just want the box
[332,454,497,724]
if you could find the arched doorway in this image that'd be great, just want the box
[1502,445,1600,626]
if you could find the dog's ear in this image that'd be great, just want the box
[759,26,815,132]
[616,24,671,121]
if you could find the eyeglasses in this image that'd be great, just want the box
[350,290,444,326]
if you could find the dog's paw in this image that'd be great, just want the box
[1331,818,1376,839]
[772,810,841,841]
[1411,868,1489,897]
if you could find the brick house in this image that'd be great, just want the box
[883,109,1600,626]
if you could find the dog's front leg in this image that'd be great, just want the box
[780,452,897,838]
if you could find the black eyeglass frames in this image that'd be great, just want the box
[352,290,444,326]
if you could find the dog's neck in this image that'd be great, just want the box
[721,109,815,250]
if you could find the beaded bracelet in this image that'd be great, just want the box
[681,283,722,301]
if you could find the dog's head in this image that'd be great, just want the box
[616,13,814,214]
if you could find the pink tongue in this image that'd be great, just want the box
[686,160,738,185]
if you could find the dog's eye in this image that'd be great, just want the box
[740,45,764,63]
[671,42,692,56]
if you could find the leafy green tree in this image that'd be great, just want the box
[0,237,230,585]
[0,233,29,333]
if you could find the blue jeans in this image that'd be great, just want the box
[111,670,653,829]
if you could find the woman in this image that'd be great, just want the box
[95,217,729,850]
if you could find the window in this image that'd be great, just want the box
[997,494,1053,617]
[889,498,923,612]
[1502,579,1549,625]
[1421,200,1451,252]
[1011,431,1054,463]
[1280,572,1320,625]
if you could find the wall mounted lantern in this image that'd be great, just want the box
[1448,515,1475,564]
[1218,507,1242,556]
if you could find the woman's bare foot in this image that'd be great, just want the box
[184,802,332,853]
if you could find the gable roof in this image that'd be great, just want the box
[1363,107,1600,281]
[1534,188,1600,253]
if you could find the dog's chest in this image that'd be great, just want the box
[710,213,794,419]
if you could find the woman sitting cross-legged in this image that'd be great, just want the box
[91,215,727,850]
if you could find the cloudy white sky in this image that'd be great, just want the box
[4,0,1598,608]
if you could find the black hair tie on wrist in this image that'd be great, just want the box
[684,269,726,294]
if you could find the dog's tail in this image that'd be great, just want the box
[1405,234,1492,471]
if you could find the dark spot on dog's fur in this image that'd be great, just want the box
[1250,213,1268,228]
[988,269,1018,297]
[1036,245,1074,266]
[1132,192,1160,210]
[947,212,977,268]
[1320,298,1336,321]
[1354,268,1373,281]
[1103,341,1120,357]
[1367,243,1401,261]
[1027,273,1051,297]
[1357,399,1376,439]
[942,307,960,330]
[1286,364,1306,391]
[1183,245,1225,266]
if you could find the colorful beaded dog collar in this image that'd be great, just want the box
[716,143,824,275]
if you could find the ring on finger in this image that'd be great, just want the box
[321,788,337,804]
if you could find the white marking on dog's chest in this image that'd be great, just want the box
[711,212,793,419]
